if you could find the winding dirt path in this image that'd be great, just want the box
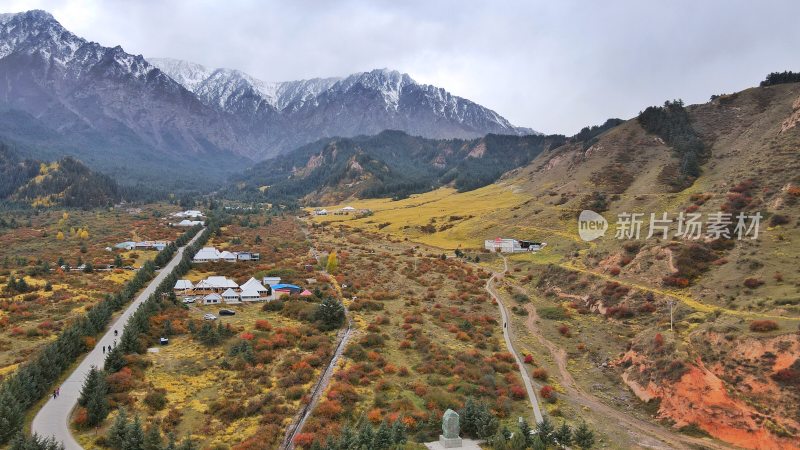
[485,256,544,423]
[521,303,733,449]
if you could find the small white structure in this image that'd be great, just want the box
[262,276,281,287]
[174,280,194,292]
[240,288,262,302]
[193,247,221,262]
[484,238,546,253]
[175,219,204,227]
[173,210,204,218]
[221,288,241,304]
[315,209,328,216]
[203,293,222,305]
[236,252,260,261]
[219,251,237,262]
[341,206,356,212]
[196,276,239,292]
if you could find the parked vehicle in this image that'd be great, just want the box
[159,337,169,345]
[219,309,236,316]
[203,313,217,321]
[182,297,196,304]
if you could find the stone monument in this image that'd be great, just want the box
[439,408,462,448]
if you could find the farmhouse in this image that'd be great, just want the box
[202,293,222,305]
[173,210,204,218]
[192,247,260,263]
[195,276,239,292]
[174,280,194,293]
[241,277,270,297]
[221,288,241,304]
[484,238,546,253]
[174,219,204,227]
[314,209,328,216]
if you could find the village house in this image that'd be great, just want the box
[202,293,222,305]
[173,219,205,227]
[176,276,274,304]
[192,247,260,263]
[484,238,546,253]
[173,210,204,218]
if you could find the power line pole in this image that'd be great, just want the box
[667,299,676,331]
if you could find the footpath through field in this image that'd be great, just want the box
[31,229,205,450]
[486,256,544,423]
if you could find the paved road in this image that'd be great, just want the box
[31,230,204,449]
[486,255,544,424]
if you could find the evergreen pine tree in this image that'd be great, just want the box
[124,416,145,450]
[107,409,129,449]
[530,434,547,450]
[356,422,374,449]
[105,346,126,373]
[536,417,555,445]
[554,421,572,447]
[78,366,101,407]
[337,425,356,449]
[143,426,163,450]
[176,436,198,450]
[0,391,24,444]
[390,419,407,445]
[518,418,533,447]
[373,421,392,449]
[460,398,478,437]
[573,421,595,449]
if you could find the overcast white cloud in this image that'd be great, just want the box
[3,0,799,134]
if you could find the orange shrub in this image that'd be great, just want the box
[749,320,778,332]
[531,368,548,380]
[254,319,272,331]
[293,433,315,448]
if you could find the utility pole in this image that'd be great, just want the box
[668,299,676,331]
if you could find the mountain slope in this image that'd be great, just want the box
[0,142,122,207]
[306,80,800,449]
[0,10,254,187]
[151,58,535,154]
[230,130,565,204]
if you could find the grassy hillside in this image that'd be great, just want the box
[308,81,800,448]
[229,130,569,204]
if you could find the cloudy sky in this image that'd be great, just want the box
[5,0,800,134]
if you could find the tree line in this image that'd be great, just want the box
[637,99,707,190]
[760,71,800,87]
[0,224,203,445]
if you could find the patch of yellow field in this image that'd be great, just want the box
[310,184,530,249]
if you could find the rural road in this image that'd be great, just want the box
[485,255,544,424]
[31,229,204,449]
[281,270,352,450]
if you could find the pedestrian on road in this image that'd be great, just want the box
[114,329,118,337]
[56,387,60,396]
[113,340,117,347]
[102,345,106,353]
[53,390,57,399]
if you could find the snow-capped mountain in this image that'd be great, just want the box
[0,10,535,186]
[152,57,534,142]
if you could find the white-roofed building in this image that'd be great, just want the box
[262,276,281,287]
[193,247,221,262]
[242,278,272,300]
[221,288,241,304]
[203,293,222,304]
[219,251,237,262]
[195,276,238,292]
[174,280,194,292]
[240,288,262,302]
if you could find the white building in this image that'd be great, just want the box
[241,277,269,300]
[240,288,262,302]
[175,219,204,227]
[262,276,281,287]
[195,276,239,292]
[193,247,221,262]
[203,293,222,304]
[221,288,241,304]
[174,210,204,218]
[484,238,546,253]
[174,280,194,292]
[219,251,237,262]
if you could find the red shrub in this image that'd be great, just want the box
[557,325,571,337]
[523,354,534,364]
[293,433,315,448]
[510,385,526,399]
[654,333,664,348]
[743,278,764,289]
[531,368,548,380]
[749,320,778,332]
[540,385,555,402]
